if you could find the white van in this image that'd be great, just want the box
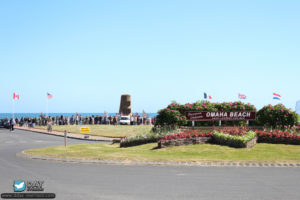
[119,116,130,125]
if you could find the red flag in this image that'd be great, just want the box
[13,93,19,100]
[209,95,212,99]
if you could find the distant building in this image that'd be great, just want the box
[296,100,300,116]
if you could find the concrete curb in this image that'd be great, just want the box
[15,127,114,142]
[17,151,300,168]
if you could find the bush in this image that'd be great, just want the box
[155,109,187,127]
[257,104,298,128]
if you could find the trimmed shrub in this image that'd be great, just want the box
[155,109,187,127]
[257,104,298,128]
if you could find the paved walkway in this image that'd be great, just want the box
[15,126,116,142]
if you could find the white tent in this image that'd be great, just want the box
[296,100,300,115]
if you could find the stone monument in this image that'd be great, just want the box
[119,94,132,116]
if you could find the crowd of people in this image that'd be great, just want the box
[4,113,156,132]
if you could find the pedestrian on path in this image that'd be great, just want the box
[47,119,53,132]
[10,118,15,132]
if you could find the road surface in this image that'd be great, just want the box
[0,128,300,200]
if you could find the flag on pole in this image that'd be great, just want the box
[13,93,19,100]
[273,93,281,100]
[238,93,247,99]
[47,93,53,99]
[204,93,212,99]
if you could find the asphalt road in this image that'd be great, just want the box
[0,129,300,200]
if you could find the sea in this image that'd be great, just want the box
[0,113,158,119]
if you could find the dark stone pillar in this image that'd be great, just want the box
[119,94,132,116]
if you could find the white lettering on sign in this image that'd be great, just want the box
[187,111,255,121]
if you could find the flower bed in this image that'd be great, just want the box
[214,126,249,136]
[213,131,257,148]
[158,131,213,148]
[256,130,300,145]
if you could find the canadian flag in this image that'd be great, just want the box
[13,93,19,100]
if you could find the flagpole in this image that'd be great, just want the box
[46,97,48,117]
[12,98,15,119]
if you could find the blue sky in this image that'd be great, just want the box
[0,0,299,113]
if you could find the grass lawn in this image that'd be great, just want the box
[25,143,300,163]
[35,125,152,138]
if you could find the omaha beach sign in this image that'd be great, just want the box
[186,111,256,121]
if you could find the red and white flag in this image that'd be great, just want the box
[13,93,19,100]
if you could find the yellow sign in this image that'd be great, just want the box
[80,127,90,134]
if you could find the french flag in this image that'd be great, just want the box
[204,93,212,100]
[273,93,281,100]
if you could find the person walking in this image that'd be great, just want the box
[10,118,15,132]
[47,118,53,132]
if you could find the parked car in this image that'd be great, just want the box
[119,116,130,125]
[0,119,10,129]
